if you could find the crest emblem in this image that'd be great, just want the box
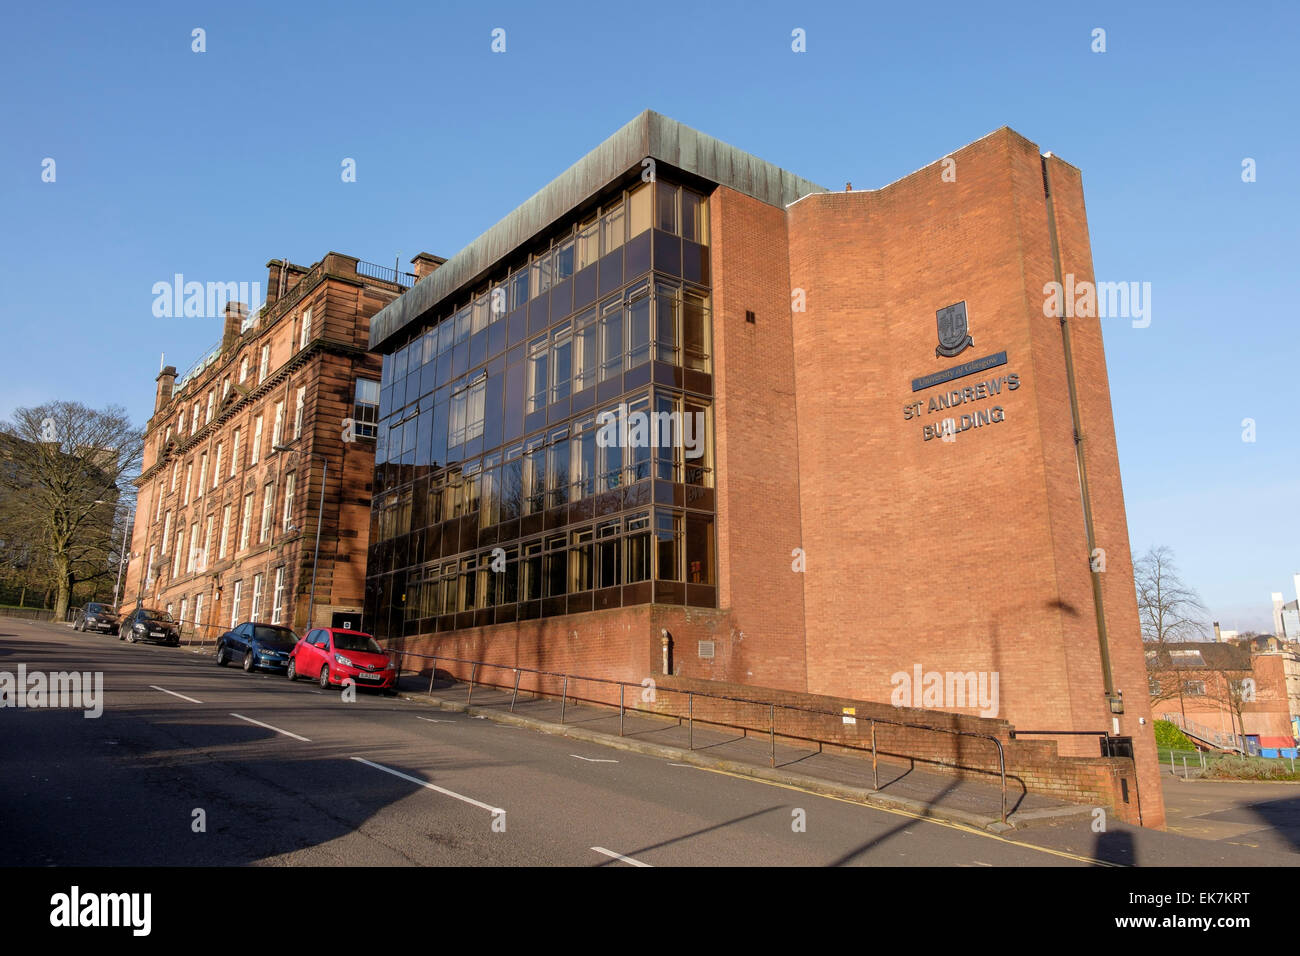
[935,301,973,358]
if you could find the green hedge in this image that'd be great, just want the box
[1153,719,1195,750]
[1203,754,1300,781]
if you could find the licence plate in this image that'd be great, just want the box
[356,673,381,681]
[150,631,165,637]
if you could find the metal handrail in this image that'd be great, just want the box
[384,647,1009,824]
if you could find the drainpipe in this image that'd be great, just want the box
[1041,157,1117,714]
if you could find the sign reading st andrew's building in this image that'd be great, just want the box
[900,301,1020,442]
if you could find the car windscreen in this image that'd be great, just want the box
[140,610,174,622]
[252,625,296,645]
[85,604,107,614]
[332,633,383,654]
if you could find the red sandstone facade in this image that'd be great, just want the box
[369,114,1165,826]
[122,254,406,637]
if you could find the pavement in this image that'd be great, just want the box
[387,665,1078,832]
[1,615,1297,867]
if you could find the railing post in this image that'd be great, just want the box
[468,662,477,707]
[871,721,879,791]
[428,655,437,694]
[619,684,625,737]
[561,675,569,724]
[1182,755,1188,779]
[510,668,521,713]
[688,692,693,750]
[996,739,1007,826]
[769,703,776,768]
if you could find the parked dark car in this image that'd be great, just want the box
[73,602,119,635]
[119,607,180,646]
[216,621,298,672]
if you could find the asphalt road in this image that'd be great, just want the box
[0,617,1295,867]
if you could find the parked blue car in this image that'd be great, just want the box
[215,622,298,672]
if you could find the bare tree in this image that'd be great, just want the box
[1136,545,1209,722]
[0,402,143,620]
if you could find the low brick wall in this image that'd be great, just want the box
[388,623,1143,825]
[650,675,1142,824]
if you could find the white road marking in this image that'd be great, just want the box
[229,713,311,742]
[417,716,453,723]
[150,685,202,704]
[351,757,503,814]
[591,846,651,867]
[571,755,618,763]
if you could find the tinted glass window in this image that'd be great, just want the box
[253,625,296,642]
[333,632,383,654]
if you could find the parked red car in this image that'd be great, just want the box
[287,627,397,693]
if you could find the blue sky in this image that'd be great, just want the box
[2,0,1296,630]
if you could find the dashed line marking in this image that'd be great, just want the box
[592,846,651,867]
[351,757,503,814]
[150,685,202,704]
[229,713,311,742]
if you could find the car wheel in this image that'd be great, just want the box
[286,658,297,681]
[319,665,330,689]
[124,632,135,643]
[242,651,254,673]
[215,643,228,666]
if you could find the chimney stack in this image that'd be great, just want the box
[410,252,447,281]
[1213,621,1222,642]
[155,365,177,414]
[265,259,285,307]
[222,301,248,351]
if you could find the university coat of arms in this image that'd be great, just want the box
[935,301,974,358]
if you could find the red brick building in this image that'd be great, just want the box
[121,253,409,638]
[365,112,1164,825]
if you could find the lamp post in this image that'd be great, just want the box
[273,442,327,630]
[112,511,133,609]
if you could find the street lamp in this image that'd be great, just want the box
[112,510,133,609]
[273,442,327,630]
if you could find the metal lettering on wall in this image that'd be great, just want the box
[902,352,1020,443]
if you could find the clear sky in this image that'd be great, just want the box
[2,0,1296,631]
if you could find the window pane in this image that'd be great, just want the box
[600,299,623,381]
[629,290,651,368]
[625,514,651,583]
[655,511,682,581]
[577,219,599,271]
[657,182,678,234]
[501,452,523,520]
[686,514,714,585]
[655,283,679,364]
[551,323,572,404]
[527,336,548,413]
[570,529,593,593]
[602,202,625,254]
[629,394,652,482]
[628,182,652,238]
[548,436,569,508]
[683,291,710,371]
[555,238,575,281]
[530,252,552,299]
[574,308,598,393]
